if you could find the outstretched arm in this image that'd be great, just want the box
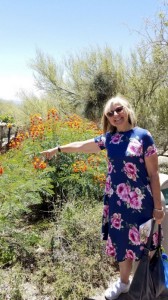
[40,138,101,160]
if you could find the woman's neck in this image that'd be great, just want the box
[116,123,133,132]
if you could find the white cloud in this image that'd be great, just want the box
[0,75,39,101]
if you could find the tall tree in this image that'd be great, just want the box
[127,3,168,151]
[30,47,127,121]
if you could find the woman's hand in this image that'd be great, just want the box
[40,148,57,160]
[153,208,165,224]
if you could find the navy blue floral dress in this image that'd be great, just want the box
[94,127,158,262]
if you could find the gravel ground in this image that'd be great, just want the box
[0,267,168,299]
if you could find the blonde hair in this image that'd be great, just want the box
[102,95,137,134]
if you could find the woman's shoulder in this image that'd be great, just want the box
[133,126,151,136]
[133,127,155,145]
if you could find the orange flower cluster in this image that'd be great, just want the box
[94,174,106,187]
[96,129,103,135]
[72,160,87,173]
[65,114,83,129]
[46,108,60,132]
[85,121,99,131]
[9,132,28,149]
[0,165,4,175]
[33,157,47,170]
[87,155,102,166]
[30,114,44,140]
[47,108,59,121]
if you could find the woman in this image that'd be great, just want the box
[41,95,164,300]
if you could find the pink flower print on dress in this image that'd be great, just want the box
[111,213,123,230]
[127,138,143,156]
[110,133,123,144]
[105,175,113,197]
[116,183,131,203]
[129,226,140,245]
[123,162,138,181]
[129,190,143,210]
[106,237,117,257]
[134,187,144,200]
[108,161,113,174]
[103,205,109,218]
[145,145,157,157]
[125,249,136,260]
[97,136,106,148]
[153,231,159,247]
[102,205,109,226]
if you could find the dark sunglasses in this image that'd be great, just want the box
[106,106,124,117]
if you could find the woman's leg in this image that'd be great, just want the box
[105,259,132,299]
[119,259,133,284]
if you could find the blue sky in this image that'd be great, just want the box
[0,0,162,101]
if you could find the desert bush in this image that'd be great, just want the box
[0,108,106,266]
[33,200,118,300]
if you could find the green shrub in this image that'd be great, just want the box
[0,109,114,298]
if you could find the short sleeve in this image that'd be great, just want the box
[143,131,157,157]
[94,134,106,150]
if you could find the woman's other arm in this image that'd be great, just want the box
[145,153,165,223]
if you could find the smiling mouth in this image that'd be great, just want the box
[114,117,122,122]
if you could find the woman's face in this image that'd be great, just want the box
[106,102,130,132]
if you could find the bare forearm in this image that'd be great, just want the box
[57,140,99,153]
[149,172,162,209]
[149,172,165,223]
[40,139,100,160]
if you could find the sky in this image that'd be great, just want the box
[0,0,163,101]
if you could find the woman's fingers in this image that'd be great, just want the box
[40,149,56,160]
[153,209,165,224]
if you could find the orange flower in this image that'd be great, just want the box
[47,108,59,121]
[94,173,106,186]
[39,161,47,169]
[33,157,47,170]
[0,166,4,175]
[72,160,87,173]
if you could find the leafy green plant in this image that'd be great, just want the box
[0,114,14,123]
[0,109,112,299]
[0,239,15,266]
[37,200,118,299]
